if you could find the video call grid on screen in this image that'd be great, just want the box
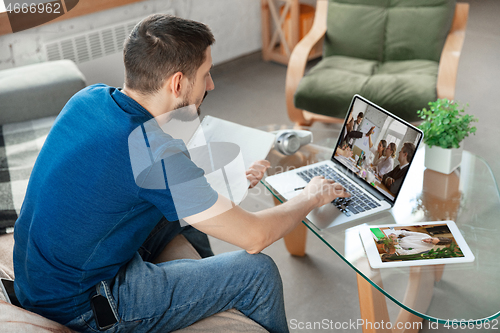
[333,96,423,203]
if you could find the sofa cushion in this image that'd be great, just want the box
[384,0,455,62]
[0,300,267,333]
[0,233,14,280]
[174,308,268,333]
[0,232,267,333]
[361,60,439,121]
[324,1,387,61]
[0,60,86,125]
[324,0,454,63]
[294,56,378,118]
[294,56,438,122]
[0,300,76,332]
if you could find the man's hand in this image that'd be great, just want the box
[188,176,347,254]
[301,176,350,207]
[385,177,395,187]
[246,160,271,188]
[366,126,375,136]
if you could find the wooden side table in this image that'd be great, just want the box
[260,0,322,65]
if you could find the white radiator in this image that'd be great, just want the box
[43,10,174,88]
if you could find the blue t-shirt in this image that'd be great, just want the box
[13,84,218,324]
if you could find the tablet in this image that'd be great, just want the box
[359,221,475,268]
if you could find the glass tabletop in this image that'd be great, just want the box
[260,124,500,325]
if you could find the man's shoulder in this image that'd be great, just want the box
[72,83,114,99]
[60,84,150,131]
[62,84,117,116]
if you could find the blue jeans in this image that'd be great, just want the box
[139,218,215,260]
[65,219,289,333]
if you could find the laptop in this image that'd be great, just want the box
[264,95,423,229]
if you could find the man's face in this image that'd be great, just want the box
[346,119,353,132]
[356,115,362,124]
[173,47,214,121]
[422,238,440,245]
[398,149,406,165]
[191,46,214,111]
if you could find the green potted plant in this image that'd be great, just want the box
[417,99,478,174]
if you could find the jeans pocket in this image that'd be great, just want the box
[66,308,102,333]
[90,280,120,331]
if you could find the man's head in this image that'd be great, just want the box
[356,112,364,124]
[123,14,215,118]
[398,142,416,165]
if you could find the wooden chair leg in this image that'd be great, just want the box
[273,196,307,256]
[283,222,307,256]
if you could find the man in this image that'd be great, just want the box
[346,112,364,148]
[352,112,364,132]
[382,142,416,194]
[13,14,348,333]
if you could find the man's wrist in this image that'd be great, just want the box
[296,190,320,211]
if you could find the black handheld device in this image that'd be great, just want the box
[90,294,119,330]
[1,278,22,307]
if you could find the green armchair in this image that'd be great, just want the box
[286,0,469,125]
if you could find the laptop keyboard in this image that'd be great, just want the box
[296,165,381,217]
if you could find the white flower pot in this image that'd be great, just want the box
[424,144,463,175]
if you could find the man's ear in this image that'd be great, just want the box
[169,71,184,98]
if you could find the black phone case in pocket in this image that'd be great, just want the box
[1,278,22,308]
[90,294,118,330]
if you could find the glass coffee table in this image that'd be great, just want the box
[261,125,500,332]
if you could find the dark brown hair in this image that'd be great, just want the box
[123,14,215,95]
[401,142,416,162]
[436,237,452,245]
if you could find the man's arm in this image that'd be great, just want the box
[183,177,349,254]
[387,175,405,194]
[382,167,396,184]
[366,126,375,148]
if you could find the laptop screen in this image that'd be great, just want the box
[332,95,423,203]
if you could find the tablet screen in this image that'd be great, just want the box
[359,221,474,268]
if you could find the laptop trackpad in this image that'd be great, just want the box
[306,203,343,229]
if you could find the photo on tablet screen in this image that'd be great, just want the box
[359,221,475,268]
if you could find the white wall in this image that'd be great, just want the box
[0,0,262,70]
